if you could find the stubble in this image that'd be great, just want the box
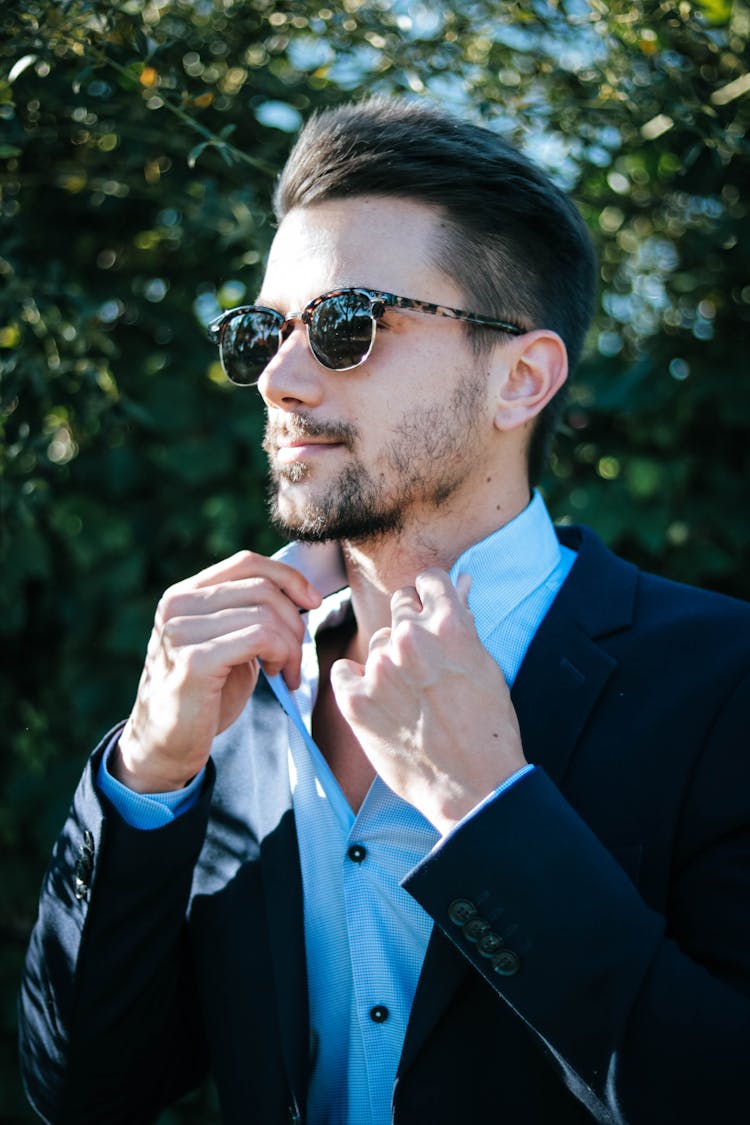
[263,368,488,544]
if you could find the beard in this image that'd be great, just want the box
[263,369,488,544]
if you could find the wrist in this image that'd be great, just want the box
[428,758,529,837]
[114,727,196,794]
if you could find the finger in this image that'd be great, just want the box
[178,550,322,610]
[368,626,391,655]
[246,618,304,686]
[161,605,306,651]
[455,572,473,608]
[229,623,306,690]
[177,620,301,683]
[389,585,423,628]
[159,580,308,643]
[414,568,459,609]
[329,657,366,706]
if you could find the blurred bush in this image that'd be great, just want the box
[1,0,748,1119]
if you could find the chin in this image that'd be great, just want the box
[269,500,404,545]
[267,462,407,544]
[269,487,328,541]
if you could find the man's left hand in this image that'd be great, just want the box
[330,569,527,835]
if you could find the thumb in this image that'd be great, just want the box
[330,656,365,695]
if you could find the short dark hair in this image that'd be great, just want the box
[274,97,597,483]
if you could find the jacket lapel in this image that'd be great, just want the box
[399,526,638,1075]
[512,525,636,785]
[261,807,310,1112]
[397,921,468,1077]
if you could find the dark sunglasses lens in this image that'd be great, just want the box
[309,292,375,370]
[221,310,280,385]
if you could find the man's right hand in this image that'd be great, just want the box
[114,550,322,794]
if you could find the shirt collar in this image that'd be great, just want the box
[273,490,561,648]
[448,490,562,648]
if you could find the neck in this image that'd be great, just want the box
[341,480,532,663]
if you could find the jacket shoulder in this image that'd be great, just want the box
[557,523,750,640]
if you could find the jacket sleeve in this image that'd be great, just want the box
[403,668,750,1125]
[19,727,216,1125]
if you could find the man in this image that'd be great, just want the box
[20,98,750,1125]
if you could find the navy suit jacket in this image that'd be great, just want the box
[19,527,750,1124]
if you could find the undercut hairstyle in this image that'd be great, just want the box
[274,97,597,484]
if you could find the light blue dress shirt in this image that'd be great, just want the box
[98,491,575,1125]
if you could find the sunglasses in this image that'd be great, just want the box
[207,286,525,386]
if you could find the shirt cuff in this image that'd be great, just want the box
[96,733,206,830]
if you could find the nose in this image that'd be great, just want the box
[257,323,325,410]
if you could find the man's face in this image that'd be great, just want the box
[257,196,498,544]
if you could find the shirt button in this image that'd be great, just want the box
[369,1005,389,1023]
[347,844,367,863]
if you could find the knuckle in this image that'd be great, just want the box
[158,587,184,622]
[246,575,275,602]
[392,619,419,652]
[236,548,261,570]
[248,619,272,645]
[433,606,458,640]
[160,617,183,645]
[180,647,207,680]
[420,567,450,593]
[250,621,286,658]
[159,621,178,648]
[369,625,391,648]
[368,646,397,685]
[245,576,292,613]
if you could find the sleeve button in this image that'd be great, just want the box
[462,916,491,943]
[477,931,505,957]
[492,949,521,976]
[448,898,477,926]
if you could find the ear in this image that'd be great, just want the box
[491,330,568,433]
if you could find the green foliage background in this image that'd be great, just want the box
[1,0,748,1119]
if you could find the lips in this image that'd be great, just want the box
[275,440,344,464]
[263,414,358,466]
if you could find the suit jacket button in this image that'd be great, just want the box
[462,916,491,943]
[492,949,521,976]
[448,898,477,926]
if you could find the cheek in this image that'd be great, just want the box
[342,338,487,448]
